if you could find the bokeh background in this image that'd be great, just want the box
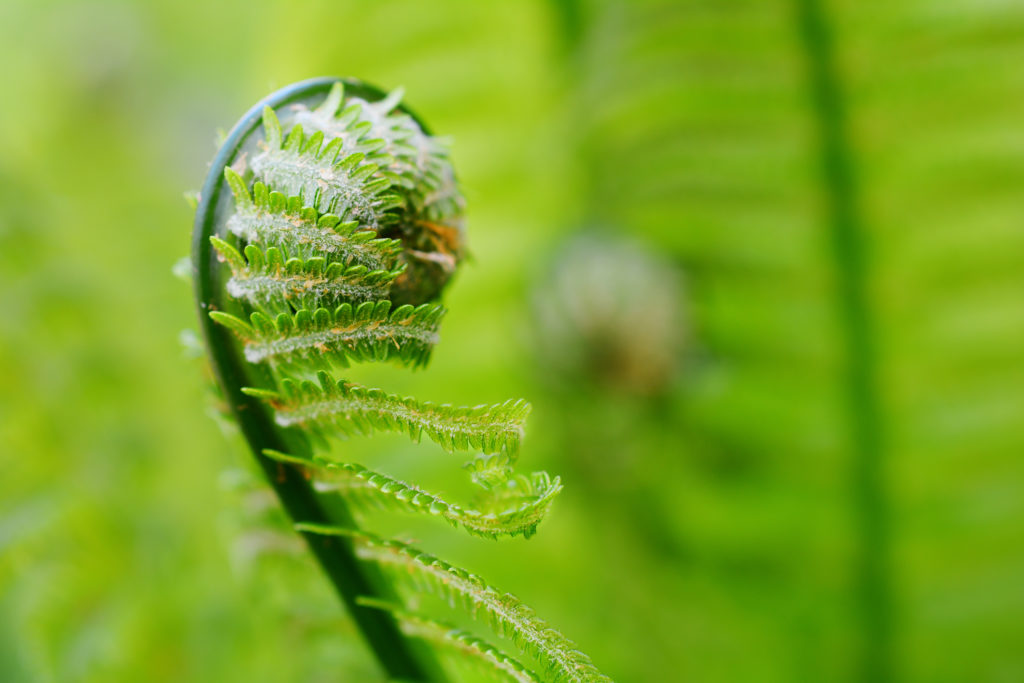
[2,0,1023,681]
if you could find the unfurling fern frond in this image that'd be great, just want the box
[192,77,610,682]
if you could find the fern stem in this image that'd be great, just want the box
[192,77,442,682]
[794,3,892,681]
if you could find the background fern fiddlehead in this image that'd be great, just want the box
[192,77,608,682]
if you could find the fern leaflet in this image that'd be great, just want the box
[263,449,559,539]
[210,236,403,312]
[252,107,404,228]
[224,167,405,267]
[297,525,613,683]
[245,371,528,457]
[211,300,443,369]
[356,597,543,683]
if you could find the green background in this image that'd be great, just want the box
[1,0,1022,681]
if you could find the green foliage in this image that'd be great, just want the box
[298,525,612,683]
[210,236,404,312]
[211,300,444,369]
[263,450,560,539]
[247,371,529,457]
[357,598,543,683]
[252,106,405,228]
[196,79,603,682]
[6,1,1024,681]
[224,168,405,267]
[293,82,463,221]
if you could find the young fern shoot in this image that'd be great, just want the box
[191,77,611,682]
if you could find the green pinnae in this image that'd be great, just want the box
[193,77,610,683]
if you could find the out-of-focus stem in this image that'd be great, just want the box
[793,3,892,681]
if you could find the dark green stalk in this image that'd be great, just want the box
[793,3,892,681]
[192,77,442,682]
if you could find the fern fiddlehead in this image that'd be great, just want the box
[191,77,611,682]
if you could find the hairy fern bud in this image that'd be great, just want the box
[192,78,610,682]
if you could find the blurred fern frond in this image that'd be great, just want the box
[556,0,1024,681]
